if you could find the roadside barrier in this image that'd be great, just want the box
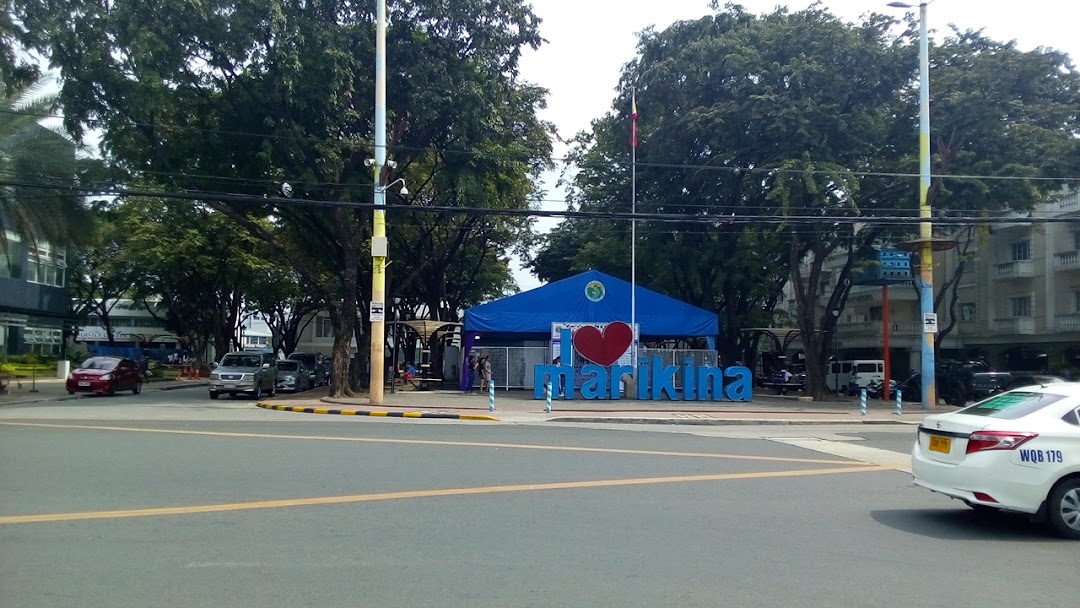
[860,388,868,416]
[545,381,552,413]
[488,380,496,412]
[896,390,903,415]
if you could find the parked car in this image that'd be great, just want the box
[1003,374,1066,392]
[209,351,277,399]
[911,383,1080,539]
[275,359,311,393]
[898,372,968,406]
[970,371,1013,399]
[289,352,326,387]
[66,356,143,396]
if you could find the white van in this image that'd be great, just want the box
[826,360,885,394]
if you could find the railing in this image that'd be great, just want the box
[1057,191,1080,210]
[994,260,1035,278]
[1054,251,1080,271]
[839,321,922,336]
[994,317,1036,334]
[465,347,717,390]
[1056,313,1080,331]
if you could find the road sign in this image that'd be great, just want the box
[369,301,385,322]
[923,313,938,334]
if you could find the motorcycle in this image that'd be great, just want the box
[864,378,899,400]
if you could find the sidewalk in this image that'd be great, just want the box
[257,387,945,426]
[0,376,207,406]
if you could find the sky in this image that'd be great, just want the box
[511,0,1080,291]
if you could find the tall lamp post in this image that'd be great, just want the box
[888,0,936,409]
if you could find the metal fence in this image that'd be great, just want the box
[465,346,718,390]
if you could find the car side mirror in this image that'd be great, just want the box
[262,363,270,368]
[212,362,218,369]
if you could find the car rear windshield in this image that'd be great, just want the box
[293,354,316,363]
[279,361,299,371]
[960,391,1067,420]
[856,363,878,373]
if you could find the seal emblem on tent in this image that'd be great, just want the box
[584,280,605,302]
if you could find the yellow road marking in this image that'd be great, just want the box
[0,421,867,465]
[0,465,885,525]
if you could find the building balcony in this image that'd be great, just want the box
[839,321,923,337]
[1057,191,1080,211]
[1056,313,1080,332]
[994,317,1036,335]
[1054,251,1080,271]
[994,260,1036,279]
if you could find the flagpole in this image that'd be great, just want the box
[630,89,638,384]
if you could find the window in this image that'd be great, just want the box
[1073,232,1080,252]
[1010,295,1033,318]
[315,317,333,338]
[959,391,1064,420]
[1075,291,1080,314]
[23,326,62,356]
[960,302,977,321]
[868,306,883,322]
[25,243,66,287]
[1010,240,1031,262]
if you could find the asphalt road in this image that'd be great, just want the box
[1,392,1076,608]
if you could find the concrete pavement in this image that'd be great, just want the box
[0,376,207,406]
[256,386,948,425]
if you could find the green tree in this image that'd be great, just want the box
[117,195,272,361]
[67,204,134,344]
[916,29,1080,348]
[243,265,321,358]
[1,1,37,94]
[0,76,92,249]
[16,0,552,396]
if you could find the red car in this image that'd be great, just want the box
[66,356,143,396]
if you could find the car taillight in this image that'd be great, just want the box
[966,431,1038,454]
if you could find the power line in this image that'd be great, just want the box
[2,178,1074,227]
[4,107,1079,185]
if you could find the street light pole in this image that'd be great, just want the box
[369,0,389,405]
[888,0,936,409]
[915,1,937,410]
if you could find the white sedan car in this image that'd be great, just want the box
[911,382,1080,539]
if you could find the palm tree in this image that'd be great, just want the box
[0,75,89,252]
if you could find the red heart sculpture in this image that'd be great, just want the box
[572,322,633,366]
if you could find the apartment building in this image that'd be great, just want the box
[0,231,72,356]
[782,189,1080,376]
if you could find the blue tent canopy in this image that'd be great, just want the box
[463,270,718,339]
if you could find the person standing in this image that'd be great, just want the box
[464,354,477,394]
[481,355,493,390]
[553,356,565,397]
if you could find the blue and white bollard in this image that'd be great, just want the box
[545,381,552,413]
[860,388,867,416]
[488,380,496,412]
[896,389,903,415]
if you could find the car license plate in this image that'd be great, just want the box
[78,381,90,387]
[224,383,236,389]
[928,435,951,453]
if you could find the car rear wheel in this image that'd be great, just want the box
[1047,478,1080,540]
[133,380,142,395]
[209,391,220,400]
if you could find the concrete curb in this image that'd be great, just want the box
[545,416,916,426]
[256,402,498,421]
